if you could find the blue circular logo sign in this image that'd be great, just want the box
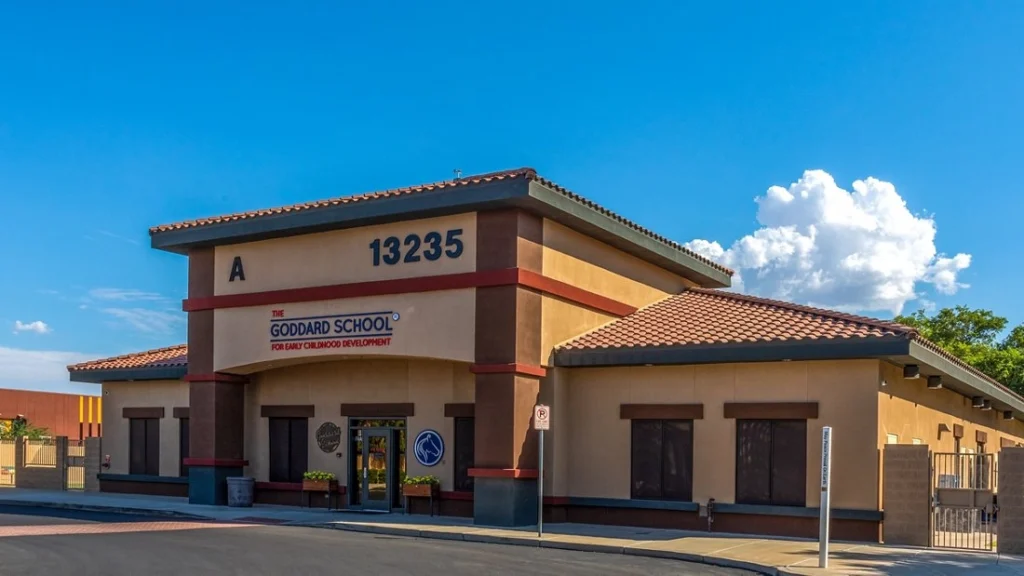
[413,429,444,467]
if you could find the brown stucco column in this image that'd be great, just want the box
[470,210,544,526]
[184,247,247,506]
[882,445,930,546]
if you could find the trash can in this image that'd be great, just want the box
[226,476,255,508]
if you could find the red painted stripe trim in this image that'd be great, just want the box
[467,468,539,479]
[517,269,638,317]
[184,373,249,383]
[182,458,248,467]
[255,481,346,494]
[183,269,518,312]
[181,268,636,317]
[470,363,547,378]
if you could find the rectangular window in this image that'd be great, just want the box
[268,417,308,483]
[736,419,807,507]
[912,438,922,445]
[179,418,190,478]
[886,433,899,444]
[129,418,160,476]
[453,417,475,492]
[630,419,694,501]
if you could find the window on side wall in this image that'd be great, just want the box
[630,419,694,501]
[454,417,475,492]
[886,433,899,445]
[129,418,160,476]
[269,417,309,483]
[735,419,807,507]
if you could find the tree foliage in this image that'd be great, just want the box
[0,417,50,440]
[895,306,1024,394]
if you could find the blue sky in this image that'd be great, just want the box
[1,2,1021,394]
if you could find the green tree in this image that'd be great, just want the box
[0,417,50,440]
[895,306,1024,394]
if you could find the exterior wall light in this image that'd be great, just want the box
[972,396,985,408]
[1004,411,1015,421]
[982,400,993,411]
[927,375,942,389]
[903,365,920,379]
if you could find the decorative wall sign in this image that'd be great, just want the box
[269,310,400,352]
[316,422,342,453]
[413,429,444,467]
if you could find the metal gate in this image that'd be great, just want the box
[932,452,997,551]
[65,440,85,490]
[0,439,14,486]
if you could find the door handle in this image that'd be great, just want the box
[363,468,367,479]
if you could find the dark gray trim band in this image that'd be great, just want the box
[524,181,731,287]
[69,366,187,383]
[151,178,527,254]
[909,341,1024,415]
[97,473,189,485]
[567,497,700,512]
[556,337,911,368]
[714,503,883,522]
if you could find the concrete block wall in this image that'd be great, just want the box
[998,448,1024,554]
[882,444,931,547]
[84,437,101,492]
[14,437,67,491]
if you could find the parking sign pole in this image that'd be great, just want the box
[538,428,544,538]
[819,426,833,569]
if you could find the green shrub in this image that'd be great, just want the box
[403,475,440,486]
[302,470,336,481]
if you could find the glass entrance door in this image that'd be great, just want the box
[362,430,391,511]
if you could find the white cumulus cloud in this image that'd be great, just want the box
[13,321,51,335]
[686,170,970,315]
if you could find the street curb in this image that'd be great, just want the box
[0,499,208,521]
[308,521,779,575]
[0,499,784,574]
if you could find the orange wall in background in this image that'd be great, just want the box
[0,389,100,439]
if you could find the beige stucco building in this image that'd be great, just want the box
[69,168,1024,541]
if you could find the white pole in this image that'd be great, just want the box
[819,426,833,569]
[538,428,544,538]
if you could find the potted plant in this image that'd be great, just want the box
[402,475,440,498]
[302,470,337,493]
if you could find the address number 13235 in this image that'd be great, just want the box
[369,229,464,266]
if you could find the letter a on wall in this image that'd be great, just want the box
[229,256,246,282]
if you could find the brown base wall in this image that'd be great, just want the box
[254,483,345,509]
[99,479,189,498]
[407,496,474,518]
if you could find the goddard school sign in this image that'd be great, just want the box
[269,310,400,351]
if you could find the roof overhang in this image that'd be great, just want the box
[554,337,911,368]
[149,178,731,288]
[555,336,1024,415]
[68,366,187,384]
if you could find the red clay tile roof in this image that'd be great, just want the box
[559,288,1020,398]
[559,288,911,351]
[148,167,732,276]
[67,344,188,372]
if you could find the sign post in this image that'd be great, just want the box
[819,426,833,569]
[533,404,550,538]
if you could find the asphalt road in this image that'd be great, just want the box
[0,505,753,575]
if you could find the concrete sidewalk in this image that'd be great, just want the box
[0,489,1019,575]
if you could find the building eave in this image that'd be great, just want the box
[68,366,187,384]
[907,340,1024,415]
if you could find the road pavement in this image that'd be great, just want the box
[0,505,753,575]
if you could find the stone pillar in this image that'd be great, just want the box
[84,437,101,492]
[882,445,931,547]
[471,209,544,527]
[186,247,247,505]
[997,447,1024,554]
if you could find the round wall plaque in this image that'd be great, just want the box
[316,422,342,453]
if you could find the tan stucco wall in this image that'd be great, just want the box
[100,380,188,476]
[878,362,1024,452]
[541,220,693,309]
[244,359,474,491]
[213,213,477,295]
[565,360,881,510]
[214,289,476,372]
[539,296,617,365]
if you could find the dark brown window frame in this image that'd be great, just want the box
[620,404,703,420]
[629,418,695,502]
[724,403,818,420]
[735,418,807,507]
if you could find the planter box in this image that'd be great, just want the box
[402,483,439,498]
[302,479,337,493]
